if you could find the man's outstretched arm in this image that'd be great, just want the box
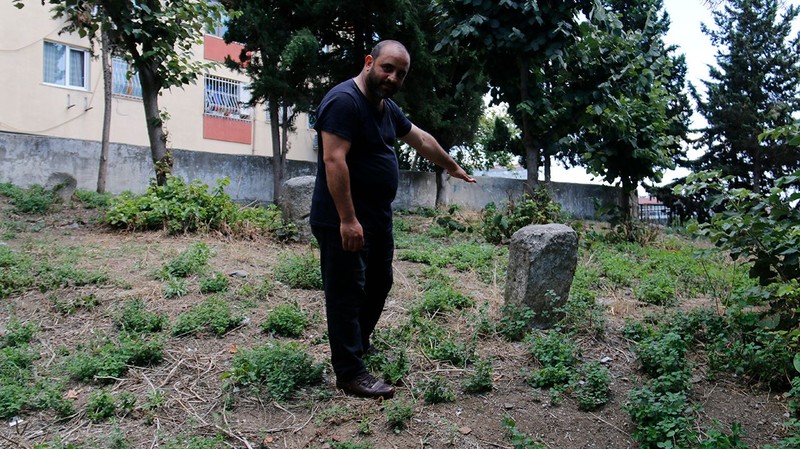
[400,125,477,183]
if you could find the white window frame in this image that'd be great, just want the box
[204,75,251,121]
[43,41,90,90]
[111,57,142,99]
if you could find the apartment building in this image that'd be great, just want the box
[0,2,317,162]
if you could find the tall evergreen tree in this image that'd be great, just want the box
[694,0,800,192]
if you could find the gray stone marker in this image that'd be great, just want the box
[504,223,579,329]
[46,172,77,204]
[282,176,316,241]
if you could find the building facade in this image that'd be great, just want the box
[0,3,317,162]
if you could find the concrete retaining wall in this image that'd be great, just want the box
[0,131,622,218]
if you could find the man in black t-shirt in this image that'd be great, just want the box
[311,40,476,399]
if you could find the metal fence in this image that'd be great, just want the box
[639,203,671,225]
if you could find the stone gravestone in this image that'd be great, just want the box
[45,172,77,204]
[504,223,579,329]
[282,176,316,242]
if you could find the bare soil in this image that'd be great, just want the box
[0,202,792,449]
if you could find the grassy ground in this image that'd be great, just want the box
[0,192,796,449]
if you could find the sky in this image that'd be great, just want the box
[539,0,800,193]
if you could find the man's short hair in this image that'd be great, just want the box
[370,40,409,60]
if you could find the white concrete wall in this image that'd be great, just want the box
[0,2,316,162]
[0,132,622,219]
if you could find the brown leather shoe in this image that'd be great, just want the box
[336,372,395,399]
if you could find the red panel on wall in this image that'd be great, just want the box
[203,115,252,145]
[204,35,244,64]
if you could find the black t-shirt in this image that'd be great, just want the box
[310,79,413,232]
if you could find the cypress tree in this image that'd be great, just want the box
[694,0,800,192]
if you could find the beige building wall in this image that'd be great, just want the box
[0,2,317,162]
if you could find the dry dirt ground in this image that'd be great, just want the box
[0,201,793,449]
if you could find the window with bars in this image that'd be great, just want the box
[43,41,89,90]
[204,76,251,120]
[112,57,142,98]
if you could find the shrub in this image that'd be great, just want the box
[574,362,611,411]
[329,440,374,449]
[225,341,323,401]
[261,303,308,338]
[481,190,561,244]
[634,332,689,379]
[502,415,547,449]
[1,317,36,348]
[105,176,283,237]
[625,387,697,449]
[74,190,113,209]
[0,182,58,214]
[274,252,322,289]
[528,330,580,368]
[678,170,800,336]
[497,303,537,342]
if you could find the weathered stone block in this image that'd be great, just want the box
[504,223,578,329]
[282,176,316,241]
[46,172,77,204]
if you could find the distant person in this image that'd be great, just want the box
[311,40,476,399]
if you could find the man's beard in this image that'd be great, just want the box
[366,70,398,99]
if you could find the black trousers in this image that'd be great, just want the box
[312,225,394,382]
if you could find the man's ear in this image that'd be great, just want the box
[364,54,374,70]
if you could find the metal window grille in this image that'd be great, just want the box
[43,41,89,89]
[112,57,142,98]
[639,203,671,225]
[204,76,251,120]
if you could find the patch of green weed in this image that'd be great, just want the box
[463,357,494,394]
[172,296,243,337]
[199,271,230,294]
[419,375,456,404]
[225,341,323,401]
[261,302,308,338]
[384,396,414,432]
[274,252,322,290]
[159,243,212,279]
[115,298,166,333]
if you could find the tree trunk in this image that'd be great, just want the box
[97,30,112,193]
[620,177,634,222]
[279,104,290,203]
[435,166,447,207]
[544,153,551,183]
[139,63,170,185]
[269,100,283,206]
[518,57,539,191]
